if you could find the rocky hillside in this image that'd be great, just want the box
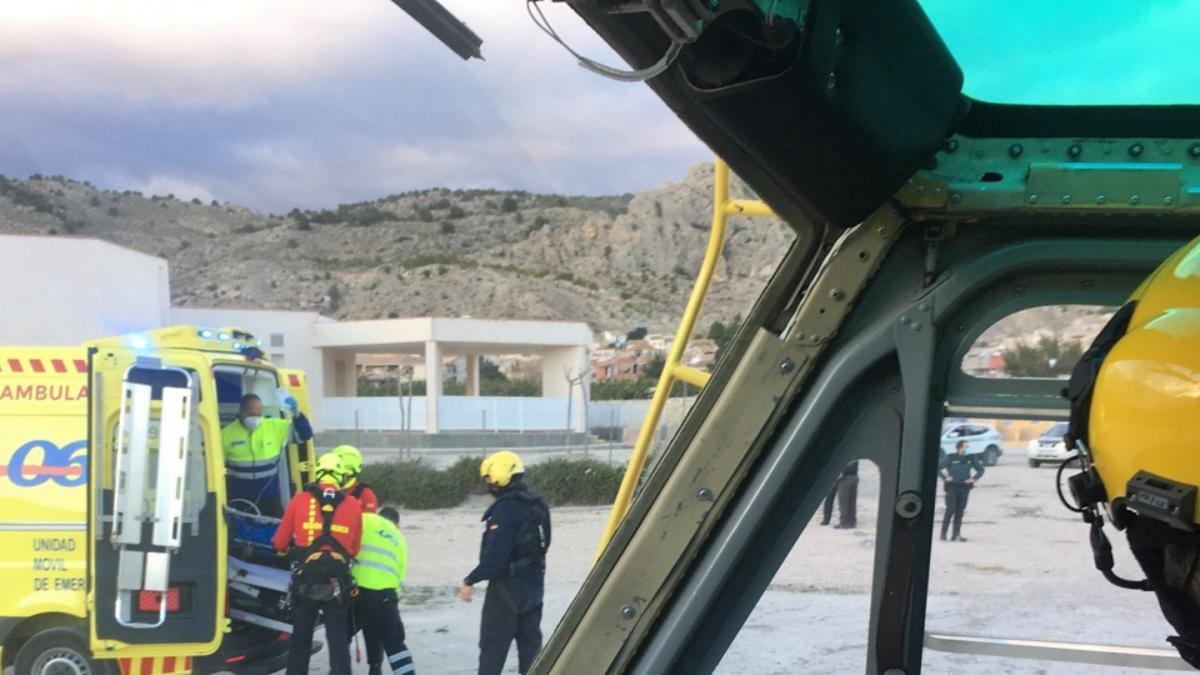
[0,164,794,332]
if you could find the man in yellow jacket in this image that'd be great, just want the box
[353,506,415,675]
[222,393,311,517]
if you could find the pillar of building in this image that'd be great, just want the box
[465,353,481,397]
[424,340,442,433]
[541,346,589,432]
[323,350,358,397]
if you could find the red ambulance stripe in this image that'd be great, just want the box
[0,465,83,478]
[51,359,67,373]
[140,657,154,675]
[288,373,301,387]
[30,359,45,373]
[74,359,88,373]
[163,657,176,673]
[119,659,132,675]
[7,359,22,373]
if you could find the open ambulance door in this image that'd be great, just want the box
[87,347,225,658]
[280,368,315,489]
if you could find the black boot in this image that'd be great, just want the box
[368,664,382,675]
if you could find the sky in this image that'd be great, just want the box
[0,1,712,212]
[1,1,1196,213]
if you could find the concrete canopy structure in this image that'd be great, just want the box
[313,317,592,432]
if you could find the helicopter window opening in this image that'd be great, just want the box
[924,414,1170,670]
[979,172,1003,183]
[960,304,1117,380]
[715,460,881,673]
[919,2,1200,105]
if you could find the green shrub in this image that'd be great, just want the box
[446,455,487,496]
[371,461,469,510]
[369,457,623,509]
[525,458,623,506]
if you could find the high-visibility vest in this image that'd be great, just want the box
[352,513,407,591]
[222,418,290,480]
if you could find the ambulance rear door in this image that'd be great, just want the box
[279,368,315,488]
[87,346,225,658]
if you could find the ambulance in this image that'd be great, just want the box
[0,326,317,675]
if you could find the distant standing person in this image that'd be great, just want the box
[939,440,984,541]
[820,461,859,528]
[458,451,551,675]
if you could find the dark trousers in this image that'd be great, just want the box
[480,579,543,675]
[288,594,351,675]
[355,588,415,674]
[941,482,972,539]
[821,476,859,526]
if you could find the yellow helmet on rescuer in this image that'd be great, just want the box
[1063,234,1200,667]
[480,451,525,490]
[332,445,364,477]
[314,453,347,485]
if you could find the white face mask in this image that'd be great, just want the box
[242,415,262,432]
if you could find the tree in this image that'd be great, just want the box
[709,313,742,365]
[1002,335,1084,378]
[480,358,506,381]
[591,378,656,400]
[626,326,648,341]
[642,355,666,380]
[500,196,519,212]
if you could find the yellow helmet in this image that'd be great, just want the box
[1085,234,1200,527]
[480,451,524,488]
[1066,235,1200,666]
[314,453,347,484]
[333,445,363,476]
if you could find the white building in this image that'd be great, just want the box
[1,234,592,432]
[0,235,169,345]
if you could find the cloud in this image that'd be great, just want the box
[0,1,713,211]
[125,175,217,204]
[0,1,388,108]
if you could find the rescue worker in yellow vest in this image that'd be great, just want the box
[223,393,310,517]
[353,506,415,675]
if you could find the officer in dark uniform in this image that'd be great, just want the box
[820,461,859,528]
[458,451,551,675]
[938,439,985,541]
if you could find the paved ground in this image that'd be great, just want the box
[298,446,1184,674]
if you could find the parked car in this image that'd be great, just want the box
[1026,421,1071,467]
[940,422,1004,466]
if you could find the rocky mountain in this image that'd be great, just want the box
[0,164,794,333]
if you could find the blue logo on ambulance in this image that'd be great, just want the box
[4,440,87,487]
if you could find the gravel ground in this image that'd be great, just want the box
[300,448,1184,674]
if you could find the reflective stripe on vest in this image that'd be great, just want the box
[227,466,280,480]
[226,453,281,480]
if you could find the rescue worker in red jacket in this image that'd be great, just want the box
[273,453,363,675]
[334,444,379,514]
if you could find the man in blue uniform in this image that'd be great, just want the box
[939,440,985,541]
[457,451,551,675]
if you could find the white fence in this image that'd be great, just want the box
[588,400,652,429]
[324,396,677,436]
[324,396,575,431]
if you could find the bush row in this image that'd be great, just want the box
[369,456,624,509]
